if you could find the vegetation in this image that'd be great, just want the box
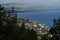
[41,18,60,40]
[0,5,37,40]
[49,18,60,40]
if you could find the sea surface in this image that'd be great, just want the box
[17,10,60,27]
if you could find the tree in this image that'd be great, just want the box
[30,29,37,40]
[19,22,37,40]
[0,5,7,40]
[41,34,48,40]
[49,18,60,40]
[19,22,26,40]
[24,29,37,40]
[0,5,18,40]
[0,5,37,40]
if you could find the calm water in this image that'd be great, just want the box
[17,10,60,27]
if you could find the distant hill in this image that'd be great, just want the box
[1,3,42,11]
[1,3,60,11]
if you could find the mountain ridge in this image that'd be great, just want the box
[1,3,60,11]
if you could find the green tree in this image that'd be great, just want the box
[49,18,60,40]
[0,5,37,40]
[19,22,37,40]
[19,22,26,40]
[30,29,37,40]
[24,29,37,40]
[0,5,18,40]
[41,34,48,40]
[0,5,7,40]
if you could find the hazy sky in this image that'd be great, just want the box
[0,0,60,7]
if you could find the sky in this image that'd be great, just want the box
[0,0,60,7]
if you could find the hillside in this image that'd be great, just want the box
[17,18,49,40]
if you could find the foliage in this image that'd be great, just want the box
[49,18,60,40]
[41,34,48,40]
[0,5,37,40]
[41,33,52,40]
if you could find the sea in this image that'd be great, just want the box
[17,10,60,27]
